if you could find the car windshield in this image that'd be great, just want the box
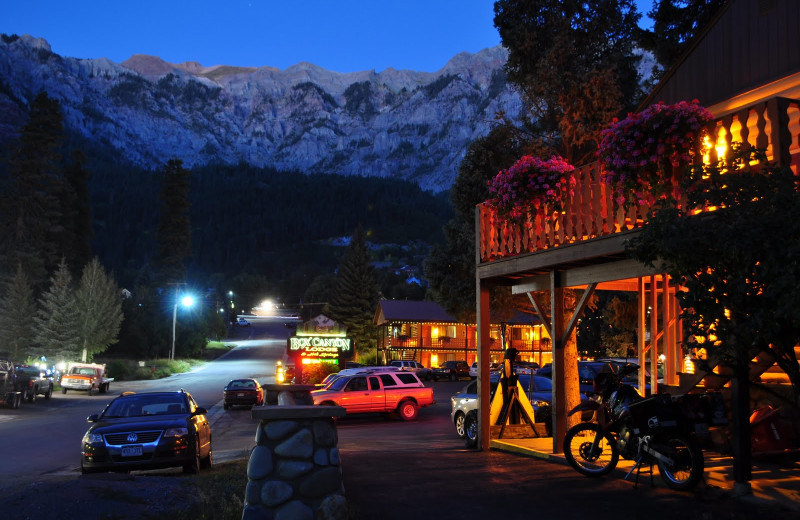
[104,395,187,418]
[327,377,349,391]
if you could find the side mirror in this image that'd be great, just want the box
[195,407,208,415]
[87,413,99,423]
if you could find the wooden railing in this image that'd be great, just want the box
[478,161,658,262]
[478,96,800,263]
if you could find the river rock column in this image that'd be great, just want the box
[243,405,348,520]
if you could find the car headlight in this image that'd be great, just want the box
[163,427,189,438]
[82,432,103,444]
[531,399,550,408]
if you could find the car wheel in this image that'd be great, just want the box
[28,389,36,403]
[61,387,67,394]
[449,371,457,382]
[454,412,467,438]
[201,445,213,470]
[80,463,99,474]
[44,386,52,399]
[12,393,21,409]
[398,400,419,421]
[183,438,201,474]
[464,411,479,448]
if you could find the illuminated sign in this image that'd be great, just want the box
[288,336,352,358]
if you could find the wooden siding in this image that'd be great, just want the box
[646,0,800,108]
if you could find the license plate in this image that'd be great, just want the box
[237,393,245,397]
[121,445,142,457]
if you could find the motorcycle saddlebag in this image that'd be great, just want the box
[627,394,679,435]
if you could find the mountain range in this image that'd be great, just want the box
[0,34,522,192]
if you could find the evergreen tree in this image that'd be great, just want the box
[329,227,379,357]
[0,91,66,290]
[425,123,527,322]
[0,264,38,360]
[33,259,80,363]
[493,0,643,164]
[74,258,123,362]
[154,159,192,287]
[63,150,94,274]
[637,0,727,77]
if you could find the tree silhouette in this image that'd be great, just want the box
[329,226,379,358]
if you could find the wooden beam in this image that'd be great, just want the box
[561,283,597,346]
[511,258,661,293]
[527,292,552,339]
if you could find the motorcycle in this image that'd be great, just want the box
[562,365,705,491]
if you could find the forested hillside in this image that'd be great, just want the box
[90,159,452,293]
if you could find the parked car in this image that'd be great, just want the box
[223,378,264,409]
[390,360,431,380]
[237,317,250,326]
[80,390,212,474]
[14,364,53,402]
[535,360,630,395]
[432,360,470,381]
[451,374,592,441]
[468,361,501,379]
[311,371,434,420]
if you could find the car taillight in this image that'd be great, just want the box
[29,380,33,388]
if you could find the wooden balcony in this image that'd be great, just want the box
[478,96,800,265]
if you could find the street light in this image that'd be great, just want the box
[171,295,195,361]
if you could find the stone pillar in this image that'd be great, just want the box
[243,405,348,520]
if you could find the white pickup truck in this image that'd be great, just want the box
[60,362,114,395]
[311,370,434,420]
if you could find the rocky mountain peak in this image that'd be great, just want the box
[0,34,522,192]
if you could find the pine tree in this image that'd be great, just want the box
[0,264,38,360]
[329,227,379,357]
[0,92,66,290]
[154,159,192,287]
[74,258,123,362]
[63,150,94,275]
[33,259,80,363]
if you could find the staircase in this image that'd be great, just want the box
[672,349,778,394]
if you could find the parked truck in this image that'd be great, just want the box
[14,364,54,402]
[60,362,113,395]
[0,359,24,408]
[310,370,435,420]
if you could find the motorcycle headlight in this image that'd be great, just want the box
[164,427,189,438]
[82,432,103,444]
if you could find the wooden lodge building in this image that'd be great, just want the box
[474,0,800,452]
[374,299,548,369]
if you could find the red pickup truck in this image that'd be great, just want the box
[311,371,434,421]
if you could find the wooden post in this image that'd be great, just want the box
[550,271,566,453]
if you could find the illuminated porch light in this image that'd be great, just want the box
[684,355,695,374]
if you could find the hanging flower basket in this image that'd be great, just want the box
[598,100,714,205]
[487,155,576,223]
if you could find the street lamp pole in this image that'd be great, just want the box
[171,300,178,361]
[171,292,194,361]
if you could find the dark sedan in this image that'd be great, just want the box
[223,378,264,409]
[80,390,212,474]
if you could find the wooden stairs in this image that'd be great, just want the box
[671,349,778,394]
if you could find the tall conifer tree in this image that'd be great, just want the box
[74,258,123,362]
[329,226,379,357]
[0,264,38,360]
[155,159,192,287]
[33,259,80,362]
[0,91,66,290]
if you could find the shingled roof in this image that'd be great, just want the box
[374,300,457,325]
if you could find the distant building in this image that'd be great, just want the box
[374,300,549,368]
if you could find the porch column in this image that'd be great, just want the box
[550,272,566,453]
[477,281,491,451]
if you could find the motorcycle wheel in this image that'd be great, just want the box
[563,422,619,477]
[656,434,704,491]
